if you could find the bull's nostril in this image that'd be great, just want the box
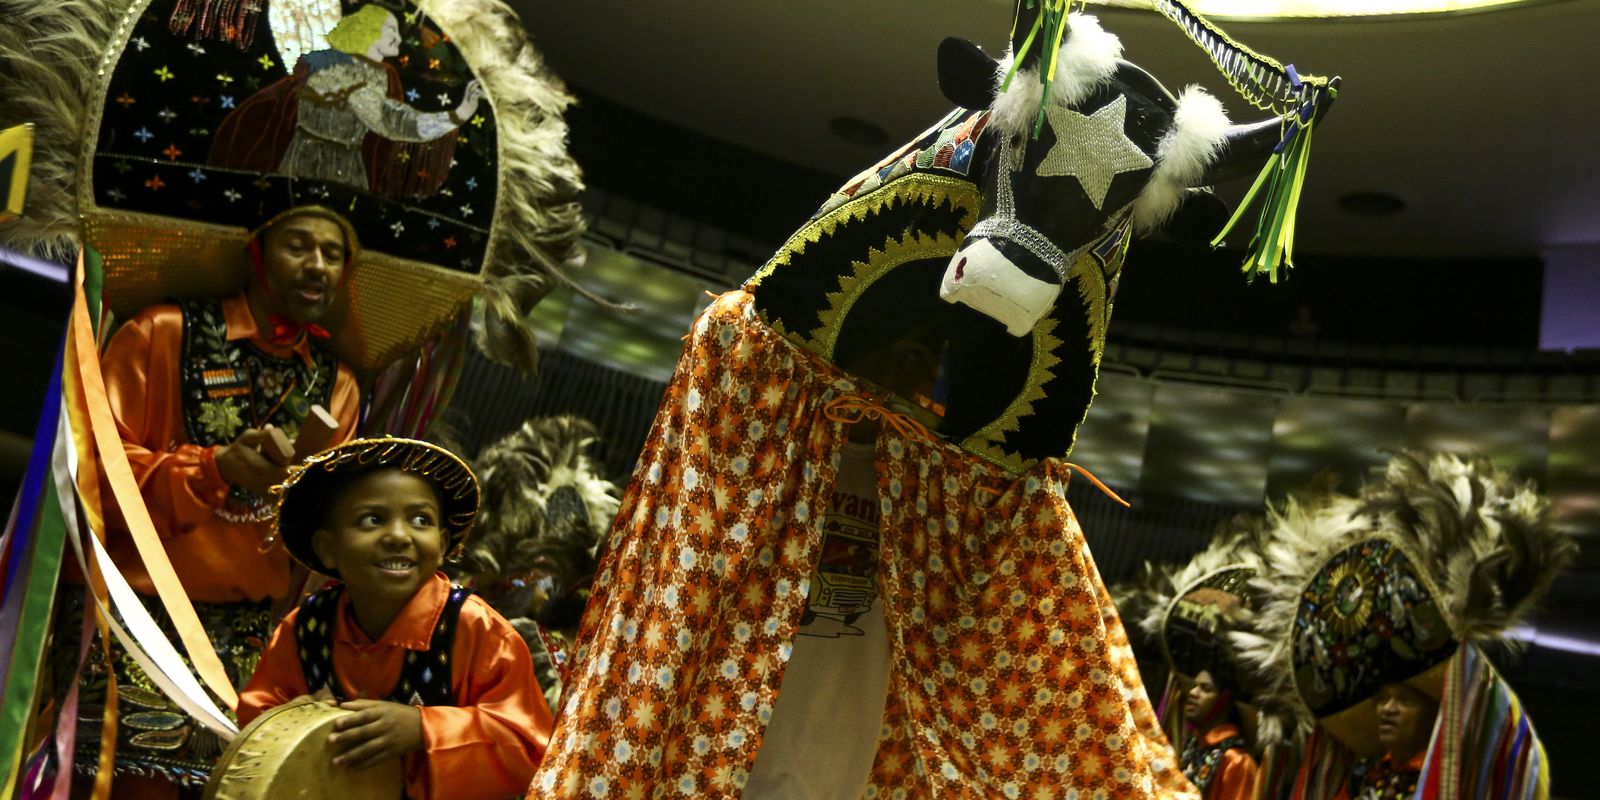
[954,257,967,281]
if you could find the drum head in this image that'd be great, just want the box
[204,699,403,800]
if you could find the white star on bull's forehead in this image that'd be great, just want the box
[1035,94,1153,211]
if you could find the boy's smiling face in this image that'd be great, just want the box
[313,469,445,632]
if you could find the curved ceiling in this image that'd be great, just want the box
[1090,0,1559,19]
[514,0,1598,259]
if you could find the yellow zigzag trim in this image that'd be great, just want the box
[959,313,1064,476]
[746,173,981,292]
[810,228,965,359]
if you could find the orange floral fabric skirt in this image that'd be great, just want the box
[531,291,1196,799]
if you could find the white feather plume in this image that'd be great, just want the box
[988,13,1123,138]
[1130,86,1230,233]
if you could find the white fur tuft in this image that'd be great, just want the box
[1130,85,1231,233]
[988,13,1122,138]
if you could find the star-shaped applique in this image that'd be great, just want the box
[1036,94,1153,211]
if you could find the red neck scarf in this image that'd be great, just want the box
[246,238,336,346]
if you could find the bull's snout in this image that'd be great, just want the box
[938,238,1061,336]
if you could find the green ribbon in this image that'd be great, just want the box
[0,466,70,787]
[1211,114,1319,284]
[997,0,1073,139]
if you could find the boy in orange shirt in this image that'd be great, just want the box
[238,438,551,800]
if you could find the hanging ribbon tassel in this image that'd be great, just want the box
[996,0,1074,139]
[1211,78,1334,284]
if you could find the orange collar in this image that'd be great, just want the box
[222,293,318,369]
[1201,723,1244,747]
[1381,750,1428,773]
[333,572,452,651]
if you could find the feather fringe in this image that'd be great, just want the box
[420,0,590,373]
[0,0,120,260]
[988,13,1122,138]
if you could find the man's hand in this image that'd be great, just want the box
[327,700,424,771]
[214,428,289,496]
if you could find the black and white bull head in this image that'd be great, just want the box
[936,4,1337,336]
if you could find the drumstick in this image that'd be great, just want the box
[259,425,295,467]
[291,404,340,462]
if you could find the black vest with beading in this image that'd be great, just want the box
[293,583,471,707]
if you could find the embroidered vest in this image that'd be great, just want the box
[178,298,337,522]
[1180,733,1250,793]
[293,584,472,706]
[1347,756,1422,800]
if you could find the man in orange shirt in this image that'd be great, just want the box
[63,207,360,797]
[1333,683,1436,800]
[1178,667,1259,800]
[237,438,551,800]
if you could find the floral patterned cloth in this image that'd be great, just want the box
[531,291,1195,799]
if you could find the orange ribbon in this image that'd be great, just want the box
[1057,462,1132,508]
[821,393,932,443]
[822,393,1130,509]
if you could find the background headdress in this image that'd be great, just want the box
[0,0,585,378]
[443,415,621,712]
[1115,512,1301,753]
[1236,450,1573,795]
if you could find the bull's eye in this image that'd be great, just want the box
[954,257,967,281]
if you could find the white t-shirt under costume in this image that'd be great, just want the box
[744,441,891,799]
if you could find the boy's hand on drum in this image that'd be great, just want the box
[327,699,424,770]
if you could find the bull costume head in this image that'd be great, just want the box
[749,0,1338,474]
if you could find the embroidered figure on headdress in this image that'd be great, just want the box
[209,4,479,199]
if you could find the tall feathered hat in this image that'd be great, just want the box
[1236,451,1574,774]
[0,0,584,374]
[448,415,621,712]
[1116,512,1302,752]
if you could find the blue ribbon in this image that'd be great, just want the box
[1,340,64,597]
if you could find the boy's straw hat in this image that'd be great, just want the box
[272,437,480,576]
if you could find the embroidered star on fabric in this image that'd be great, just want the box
[1036,95,1153,211]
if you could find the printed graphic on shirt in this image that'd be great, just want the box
[799,487,880,638]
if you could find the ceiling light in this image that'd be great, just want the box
[1087,0,1540,19]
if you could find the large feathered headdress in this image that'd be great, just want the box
[1115,511,1306,753]
[1235,451,1574,762]
[446,415,621,711]
[0,0,585,375]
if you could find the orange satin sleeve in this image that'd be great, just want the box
[94,300,363,603]
[101,306,231,536]
[327,362,361,445]
[407,597,552,800]
[1207,747,1261,800]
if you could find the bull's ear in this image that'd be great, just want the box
[938,37,998,110]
